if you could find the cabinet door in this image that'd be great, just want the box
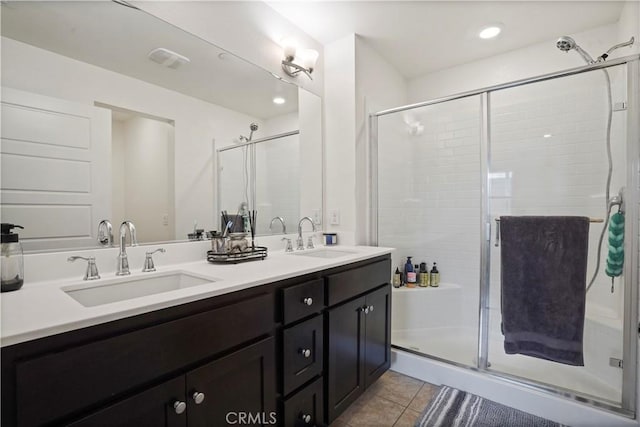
[282,315,323,396]
[364,285,391,388]
[186,337,277,427]
[326,296,366,423]
[67,376,186,427]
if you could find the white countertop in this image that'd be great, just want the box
[1,245,392,347]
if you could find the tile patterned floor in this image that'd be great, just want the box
[330,370,440,427]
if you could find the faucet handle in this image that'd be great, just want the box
[296,236,305,251]
[307,236,315,249]
[67,256,100,280]
[281,238,294,252]
[143,248,166,272]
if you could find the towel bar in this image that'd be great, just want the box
[494,217,604,247]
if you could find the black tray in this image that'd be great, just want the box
[206,246,268,264]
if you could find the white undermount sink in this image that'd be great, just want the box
[291,248,357,259]
[63,271,216,307]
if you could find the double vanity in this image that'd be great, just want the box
[1,245,392,426]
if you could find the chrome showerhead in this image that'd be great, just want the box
[248,123,258,141]
[238,123,260,143]
[556,36,595,64]
[556,36,576,52]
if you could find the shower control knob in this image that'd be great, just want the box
[300,348,311,358]
[303,297,313,306]
[173,401,186,415]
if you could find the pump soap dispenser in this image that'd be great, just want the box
[1,223,24,292]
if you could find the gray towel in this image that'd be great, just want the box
[500,216,589,366]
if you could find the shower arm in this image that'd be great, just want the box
[598,37,635,62]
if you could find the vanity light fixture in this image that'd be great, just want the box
[479,25,502,40]
[281,38,319,80]
[273,97,286,105]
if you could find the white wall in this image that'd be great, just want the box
[324,35,357,242]
[134,1,324,98]
[408,23,635,102]
[120,116,175,243]
[354,36,408,245]
[2,37,260,239]
[111,121,126,231]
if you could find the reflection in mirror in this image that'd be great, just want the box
[218,131,301,236]
[217,88,323,237]
[0,1,322,252]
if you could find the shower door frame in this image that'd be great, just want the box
[370,54,640,416]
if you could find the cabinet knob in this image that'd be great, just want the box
[300,413,312,424]
[303,297,313,306]
[192,391,205,404]
[362,306,369,314]
[173,400,186,415]
[299,348,311,358]
[369,305,374,313]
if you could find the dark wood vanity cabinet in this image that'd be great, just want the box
[1,254,390,427]
[325,261,392,424]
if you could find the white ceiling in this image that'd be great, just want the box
[267,1,626,78]
[1,1,299,119]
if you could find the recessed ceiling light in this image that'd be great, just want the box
[479,26,502,40]
[273,97,286,105]
[543,134,552,138]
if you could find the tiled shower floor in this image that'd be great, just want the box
[329,370,440,427]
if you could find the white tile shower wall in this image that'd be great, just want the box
[377,95,482,329]
[255,134,300,235]
[488,67,628,320]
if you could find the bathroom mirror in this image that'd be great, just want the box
[0,1,323,251]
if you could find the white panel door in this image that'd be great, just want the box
[1,87,111,251]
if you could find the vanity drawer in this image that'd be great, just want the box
[282,278,324,324]
[14,293,274,427]
[282,315,323,396]
[326,258,391,306]
[282,377,324,427]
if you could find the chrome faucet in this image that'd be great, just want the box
[269,216,287,234]
[296,217,316,250]
[97,219,114,247]
[116,221,138,276]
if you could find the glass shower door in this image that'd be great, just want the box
[485,64,628,405]
[377,95,482,367]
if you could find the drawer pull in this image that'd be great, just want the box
[303,297,313,306]
[173,400,187,415]
[299,348,311,358]
[192,391,205,404]
[300,413,312,424]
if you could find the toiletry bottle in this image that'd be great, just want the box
[393,267,402,288]
[419,262,429,287]
[414,264,420,284]
[1,223,24,292]
[405,257,416,286]
[430,262,440,287]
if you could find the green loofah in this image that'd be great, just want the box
[605,212,624,278]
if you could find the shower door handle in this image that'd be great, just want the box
[494,219,500,247]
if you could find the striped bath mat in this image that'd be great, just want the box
[415,386,564,427]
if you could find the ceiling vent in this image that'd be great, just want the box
[147,48,190,69]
